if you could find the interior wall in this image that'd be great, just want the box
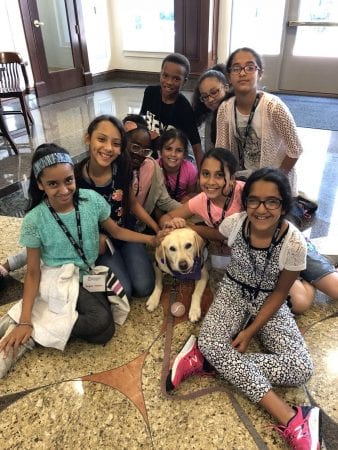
[1,0,231,88]
[0,0,33,84]
[217,0,231,64]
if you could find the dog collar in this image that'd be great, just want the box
[163,256,202,281]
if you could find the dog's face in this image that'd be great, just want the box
[156,228,205,274]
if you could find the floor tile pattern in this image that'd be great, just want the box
[0,85,337,449]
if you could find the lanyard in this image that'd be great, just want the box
[234,93,260,169]
[46,199,92,270]
[161,162,181,201]
[207,185,234,228]
[246,219,282,300]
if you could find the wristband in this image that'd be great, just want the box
[17,322,33,328]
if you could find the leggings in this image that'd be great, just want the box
[198,282,313,403]
[71,287,115,345]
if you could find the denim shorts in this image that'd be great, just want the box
[300,240,336,284]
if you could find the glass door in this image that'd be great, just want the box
[35,0,75,72]
[279,0,338,94]
[19,0,90,96]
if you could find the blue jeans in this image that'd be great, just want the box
[300,240,335,283]
[96,242,155,298]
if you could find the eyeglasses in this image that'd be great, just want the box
[199,88,222,103]
[229,64,259,75]
[130,143,152,157]
[246,197,282,210]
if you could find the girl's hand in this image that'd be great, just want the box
[231,328,252,353]
[150,229,171,247]
[0,324,32,358]
[162,217,186,230]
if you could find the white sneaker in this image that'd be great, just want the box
[0,324,35,378]
[0,315,16,339]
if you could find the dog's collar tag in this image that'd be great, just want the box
[168,256,202,281]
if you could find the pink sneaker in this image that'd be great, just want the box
[166,335,214,391]
[275,405,321,450]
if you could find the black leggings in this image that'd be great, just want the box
[71,287,115,345]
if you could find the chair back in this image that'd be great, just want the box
[0,52,29,93]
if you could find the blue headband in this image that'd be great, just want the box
[33,153,74,178]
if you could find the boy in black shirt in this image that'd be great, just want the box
[140,53,203,167]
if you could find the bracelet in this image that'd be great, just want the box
[17,322,33,328]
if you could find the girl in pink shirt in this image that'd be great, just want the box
[158,128,198,203]
[160,147,244,243]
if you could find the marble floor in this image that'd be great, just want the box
[0,85,337,449]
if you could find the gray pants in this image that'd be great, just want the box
[198,281,313,403]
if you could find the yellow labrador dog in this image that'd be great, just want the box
[146,227,208,322]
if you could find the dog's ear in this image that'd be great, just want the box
[156,241,167,266]
[193,232,205,257]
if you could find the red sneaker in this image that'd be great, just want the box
[166,335,214,391]
[275,405,321,450]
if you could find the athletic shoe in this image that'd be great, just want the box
[0,315,16,339]
[166,334,214,391]
[274,405,321,450]
[0,324,35,379]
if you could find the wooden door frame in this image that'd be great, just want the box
[18,0,92,97]
[174,0,219,75]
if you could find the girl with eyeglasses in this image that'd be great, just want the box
[166,167,321,450]
[124,120,181,231]
[158,128,198,203]
[191,64,229,152]
[216,47,303,197]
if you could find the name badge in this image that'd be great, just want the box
[83,274,107,292]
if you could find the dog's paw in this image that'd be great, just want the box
[188,305,201,323]
[146,295,160,312]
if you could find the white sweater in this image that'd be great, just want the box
[8,264,79,351]
[216,92,303,196]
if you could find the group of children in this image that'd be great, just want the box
[0,47,336,450]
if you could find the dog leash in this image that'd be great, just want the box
[160,280,269,450]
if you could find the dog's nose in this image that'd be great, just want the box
[179,260,188,271]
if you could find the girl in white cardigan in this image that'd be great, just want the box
[215,47,303,197]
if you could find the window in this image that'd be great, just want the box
[230,0,286,55]
[121,0,174,53]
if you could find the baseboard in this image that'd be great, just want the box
[92,69,198,90]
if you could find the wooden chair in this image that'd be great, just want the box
[0,52,34,137]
